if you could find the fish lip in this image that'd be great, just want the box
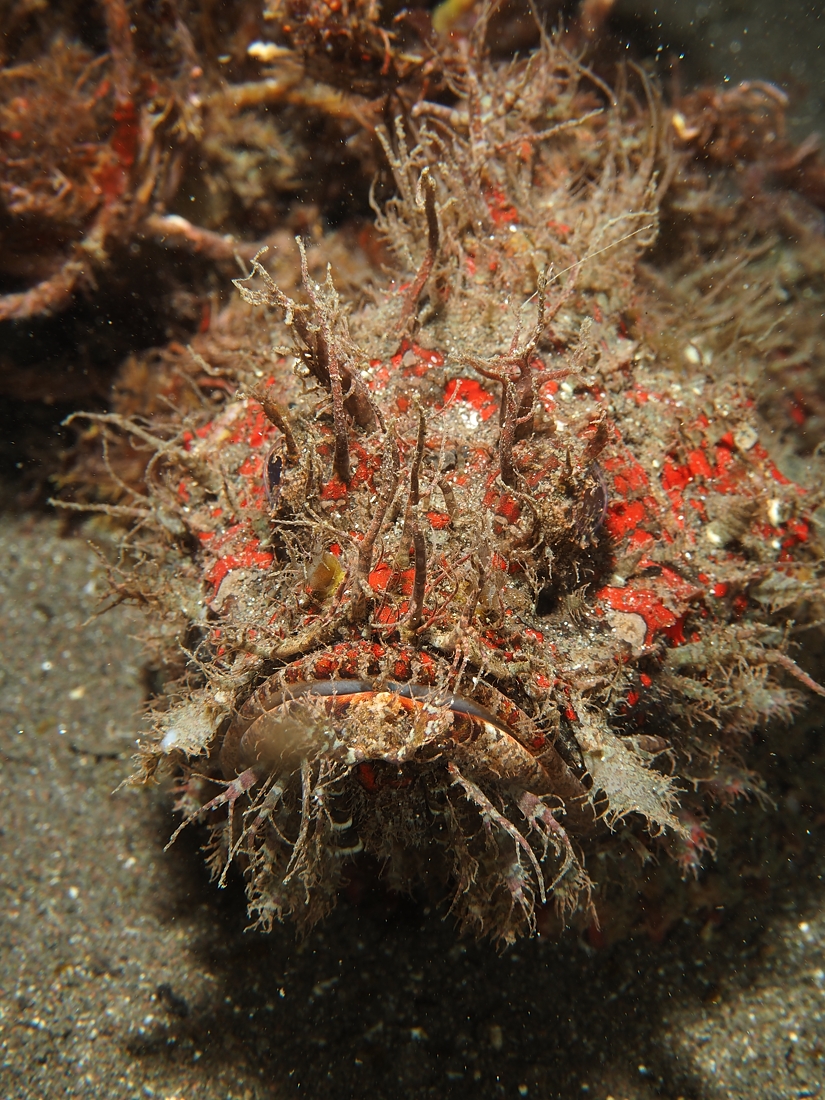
[269,678,513,736]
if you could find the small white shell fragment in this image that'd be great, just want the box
[733,424,758,451]
[247,40,291,62]
[160,728,181,752]
[705,522,726,547]
[671,111,701,141]
[607,610,647,649]
[767,498,787,526]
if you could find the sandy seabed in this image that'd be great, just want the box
[0,513,823,1100]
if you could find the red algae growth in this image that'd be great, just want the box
[69,24,825,944]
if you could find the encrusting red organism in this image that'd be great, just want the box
[74,23,825,943]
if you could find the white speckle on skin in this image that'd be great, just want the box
[160,728,180,752]
[734,424,758,452]
[767,498,785,526]
[458,406,481,431]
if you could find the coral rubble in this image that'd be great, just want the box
[66,23,825,942]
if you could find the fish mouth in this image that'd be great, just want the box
[256,678,514,736]
[220,673,594,835]
[222,678,523,777]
